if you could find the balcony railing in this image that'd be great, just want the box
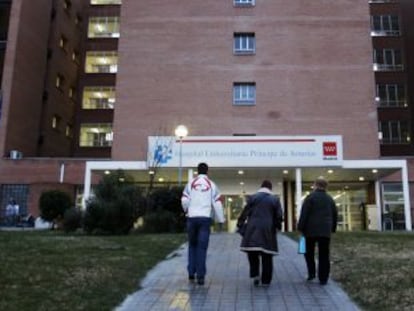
[371,30,401,37]
[373,63,404,71]
[376,99,408,107]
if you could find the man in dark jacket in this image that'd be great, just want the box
[298,176,338,285]
[237,180,283,287]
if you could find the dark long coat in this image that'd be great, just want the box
[297,189,338,237]
[237,189,283,255]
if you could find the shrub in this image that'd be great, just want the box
[63,207,82,232]
[39,190,73,227]
[142,210,177,233]
[142,186,186,233]
[83,170,145,235]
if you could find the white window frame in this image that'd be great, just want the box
[375,84,407,107]
[79,123,113,147]
[85,51,118,73]
[82,86,116,109]
[234,0,255,7]
[88,17,120,38]
[233,82,256,105]
[90,0,122,5]
[379,120,410,144]
[373,49,403,71]
[234,33,256,55]
[371,15,400,37]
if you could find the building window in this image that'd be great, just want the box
[75,12,83,25]
[72,50,80,64]
[376,84,407,107]
[379,120,410,144]
[85,51,118,73]
[1,185,29,217]
[90,0,122,4]
[69,87,76,100]
[371,15,400,36]
[88,17,120,38]
[66,124,73,138]
[82,86,116,109]
[234,0,255,7]
[233,82,256,105]
[234,33,255,55]
[79,123,113,147]
[381,183,406,230]
[63,0,72,11]
[52,115,61,130]
[56,74,65,90]
[373,49,403,71]
[59,35,68,51]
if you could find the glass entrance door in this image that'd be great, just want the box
[223,195,246,233]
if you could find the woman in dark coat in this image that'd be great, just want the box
[237,180,283,286]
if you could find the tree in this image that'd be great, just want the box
[83,170,146,234]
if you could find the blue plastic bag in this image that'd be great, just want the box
[298,236,306,254]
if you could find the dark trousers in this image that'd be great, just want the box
[187,217,212,280]
[247,251,273,284]
[304,236,331,283]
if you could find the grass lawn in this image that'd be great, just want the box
[287,231,414,311]
[330,231,414,311]
[0,230,186,311]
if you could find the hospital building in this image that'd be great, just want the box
[0,0,413,232]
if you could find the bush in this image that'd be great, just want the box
[141,186,186,233]
[39,190,73,226]
[83,170,145,235]
[142,210,177,233]
[63,207,82,232]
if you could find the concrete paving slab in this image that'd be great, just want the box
[116,233,360,311]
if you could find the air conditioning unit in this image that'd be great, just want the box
[10,150,23,159]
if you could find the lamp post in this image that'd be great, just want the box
[175,125,188,186]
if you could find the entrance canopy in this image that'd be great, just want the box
[82,135,412,231]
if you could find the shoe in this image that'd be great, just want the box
[320,280,328,285]
[188,275,195,283]
[307,275,315,281]
[253,277,260,286]
[197,278,205,285]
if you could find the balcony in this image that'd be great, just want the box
[373,63,404,71]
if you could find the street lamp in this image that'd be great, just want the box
[175,124,188,186]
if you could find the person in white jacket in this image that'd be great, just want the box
[181,162,225,285]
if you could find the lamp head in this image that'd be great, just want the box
[175,125,188,138]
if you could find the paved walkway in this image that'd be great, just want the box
[116,233,360,311]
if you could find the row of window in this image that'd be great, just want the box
[370,9,408,145]
[87,17,255,56]
[89,0,255,6]
[73,81,395,109]
[80,83,255,110]
[75,120,410,148]
[83,47,403,78]
[84,49,404,75]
